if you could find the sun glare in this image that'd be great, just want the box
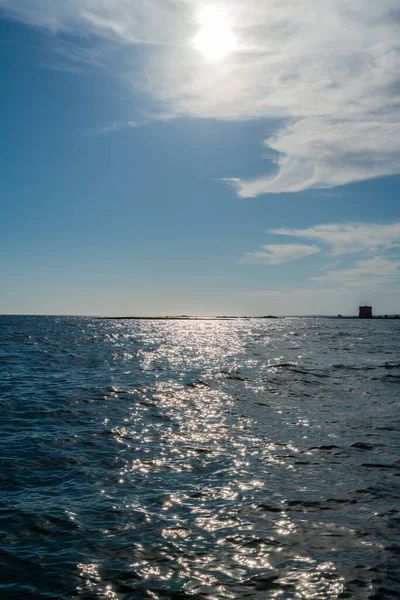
[193,7,236,61]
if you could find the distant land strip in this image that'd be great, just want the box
[99,315,399,320]
[99,316,280,320]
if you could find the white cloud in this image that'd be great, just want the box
[1,0,400,194]
[79,119,149,137]
[269,222,400,256]
[241,243,320,265]
[242,221,400,288]
[310,256,400,288]
[231,119,400,196]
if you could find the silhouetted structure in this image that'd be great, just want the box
[359,305,372,319]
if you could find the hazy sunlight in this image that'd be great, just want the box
[193,6,236,61]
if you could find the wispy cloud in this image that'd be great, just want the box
[269,222,400,256]
[1,0,400,193]
[310,256,400,288]
[242,220,400,288]
[78,111,175,137]
[241,243,320,265]
[79,120,149,138]
[230,119,400,196]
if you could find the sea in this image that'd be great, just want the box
[1,315,400,600]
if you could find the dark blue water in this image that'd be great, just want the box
[1,316,400,599]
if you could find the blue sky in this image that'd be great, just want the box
[1,1,400,316]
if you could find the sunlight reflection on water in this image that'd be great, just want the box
[1,316,400,598]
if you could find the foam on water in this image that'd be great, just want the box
[1,316,400,599]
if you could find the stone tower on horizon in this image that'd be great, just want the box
[359,305,373,319]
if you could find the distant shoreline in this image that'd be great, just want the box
[98,315,400,320]
[98,315,280,320]
[1,314,399,320]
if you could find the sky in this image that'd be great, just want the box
[1,0,400,316]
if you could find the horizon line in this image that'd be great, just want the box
[1,314,399,319]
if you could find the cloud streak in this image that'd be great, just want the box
[311,256,400,288]
[241,243,320,265]
[269,222,400,256]
[231,119,400,196]
[243,220,400,288]
[1,0,400,194]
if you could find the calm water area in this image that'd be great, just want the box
[1,315,400,599]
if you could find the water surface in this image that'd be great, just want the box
[1,316,400,599]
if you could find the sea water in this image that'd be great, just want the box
[1,315,400,599]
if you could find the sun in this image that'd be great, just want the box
[193,7,236,61]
